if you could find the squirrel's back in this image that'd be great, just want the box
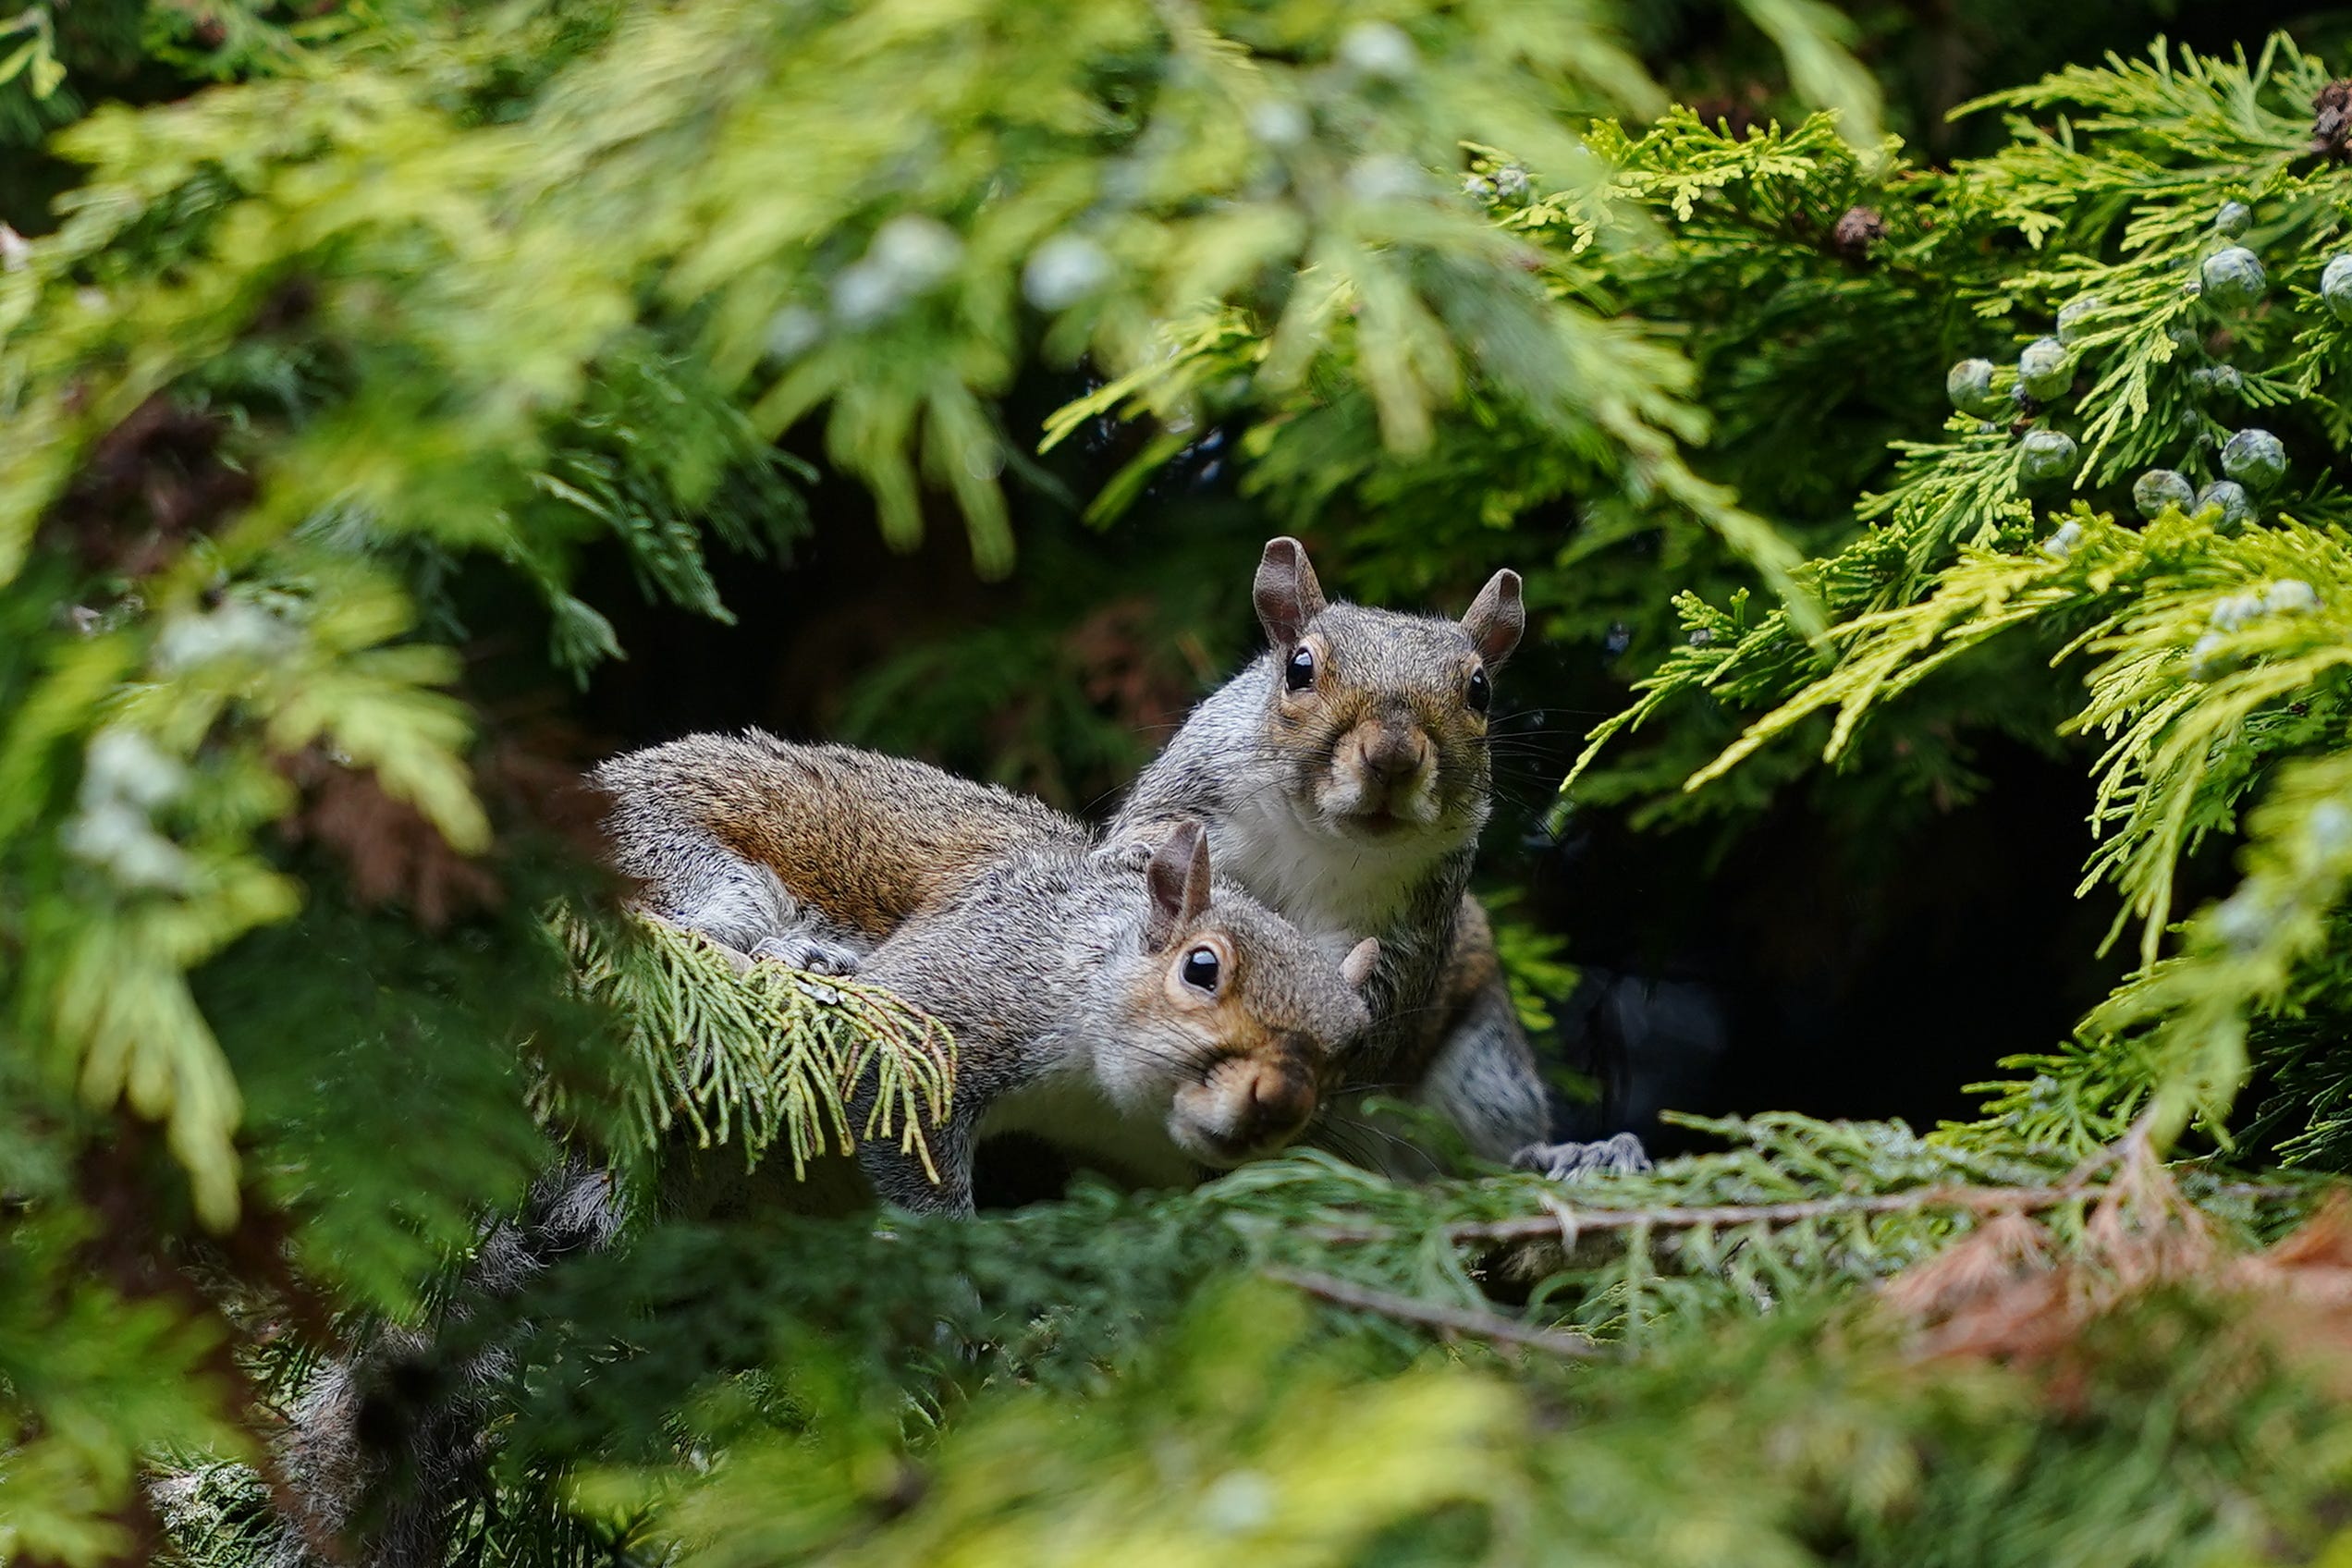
[592,731,1076,949]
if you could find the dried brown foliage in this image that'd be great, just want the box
[275,751,503,931]
[2311,80,2352,160]
[1068,594,1212,737]
[44,395,255,578]
[1882,1138,2352,1408]
[1831,205,1888,260]
[274,704,610,929]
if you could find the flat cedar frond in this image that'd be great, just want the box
[555,910,955,1182]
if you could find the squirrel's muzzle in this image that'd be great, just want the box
[1331,718,1434,823]
[1235,1057,1317,1145]
[1357,726,1428,783]
[1173,1046,1323,1168]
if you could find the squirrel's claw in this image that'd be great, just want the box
[751,933,865,978]
[1510,1133,1650,1182]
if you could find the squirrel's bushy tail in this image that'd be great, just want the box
[259,1160,629,1566]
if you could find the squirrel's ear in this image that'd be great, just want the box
[1254,536,1329,649]
[1461,569,1525,666]
[1341,937,1380,990]
[1144,821,1215,951]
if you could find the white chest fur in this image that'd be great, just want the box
[1217,791,1458,942]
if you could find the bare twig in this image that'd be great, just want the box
[1264,1267,1602,1357]
[1304,1179,2309,1248]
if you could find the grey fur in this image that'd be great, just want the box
[593,734,1376,1215]
[1513,1132,1652,1181]
[239,719,1383,1562]
[850,827,1372,1214]
[591,733,1072,969]
[232,1159,629,1568]
[1421,965,1553,1158]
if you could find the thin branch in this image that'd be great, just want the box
[1304,1179,2310,1248]
[1263,1267,1603,1357]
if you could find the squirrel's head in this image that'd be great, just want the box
[1105,822,1378,1169]
[1250,536,1524,850]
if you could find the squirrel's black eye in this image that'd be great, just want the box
[1284,644,1317,692]
[1465,666,1491,714]
[1180,945,1222,993]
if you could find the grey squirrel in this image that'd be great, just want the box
[593,734,1380,1214]
[1109,538,1647,1181]
[233,747,1378,1568]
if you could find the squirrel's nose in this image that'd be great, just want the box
[1357,727,1427,783]
[1243,1064,1316,1142]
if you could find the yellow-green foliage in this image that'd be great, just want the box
[1569,39,2352,1167]
[560,912,954,1181]
[18,8,2352,1568]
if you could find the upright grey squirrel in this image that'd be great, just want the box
[1109,538,1647,1181]
[592,735,1380,1213]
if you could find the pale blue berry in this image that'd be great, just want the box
[2210,591,2265,631]
[2040,520,2085,559]
[2264,578,2319,615]
[1339,21,1417,79]
[2193,480,2252,528]
[2190,364,2243,398]
[872,214,962,284]
[1946,358,1999,414]
[1345,154,1425,202]
[2214,200,2252,237]
[2221,427,2287,490]
[2201,888,2276,949]
[2307,801,2352,862]
[2200,246,2266,310]
[2017,337,2071,401]
[2322,254,2352,323]
[2132,469,2194,519]
[830,263,901,325]
[2017,428,2077,484]
[1200,1471,1279,1535]
[83,728,189,810]
[2056,295,2103,346]
[1247,100,1310,147]
[762,305,824,361]
[153,601,292,673]
[834,216,962,324]
[1022,235,1114,311]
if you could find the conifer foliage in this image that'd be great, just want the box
[10,3,2352,1565]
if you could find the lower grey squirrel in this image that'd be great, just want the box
[592,733,1379,1210]
[234,747,1379,1566]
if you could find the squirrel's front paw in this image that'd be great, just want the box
[751,934,864,977]
[1510,1133,1650,1182]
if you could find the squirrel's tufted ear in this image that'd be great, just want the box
[1143,821,1215,951]
[1461,569,1525,666]
[1341,937,1380,990]
[1254,537,1329,649]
